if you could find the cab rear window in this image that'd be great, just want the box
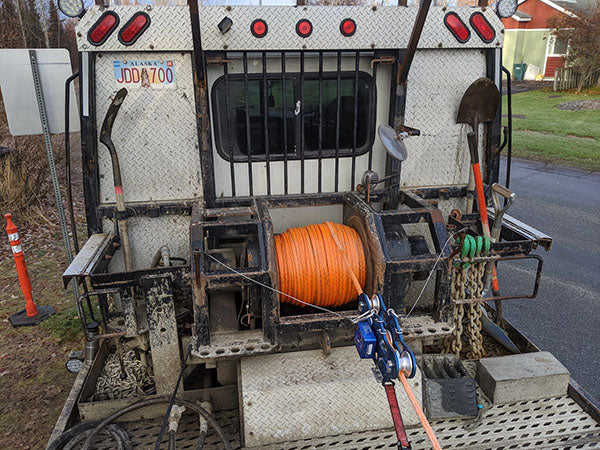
[211,72,374,162]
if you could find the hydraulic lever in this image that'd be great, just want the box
[99,88,132,271]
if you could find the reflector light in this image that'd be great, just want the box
[470,12,495,43]
[119,12,150,46]
[444,12,470,43]
[340,18,356,37]
[251,19,268,38]
[57,0,84,18]
[296,19,312,38]
[88,11,119,46]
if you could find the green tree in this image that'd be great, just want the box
[548,0,600,92]
[47,0,62,47]
[0,0,27,47]
[23,0,44,47]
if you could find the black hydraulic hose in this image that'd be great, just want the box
[47,421,130,450]
[168,430,177,450]
[196,431,207,450]
[81,396,233,450]
[502,66,513,205]
[154,344,193,449]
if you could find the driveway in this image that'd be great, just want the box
[497,157,600,401]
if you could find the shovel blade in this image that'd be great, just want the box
[456,77,500,126]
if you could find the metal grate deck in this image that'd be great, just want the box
[108,395,600,449]
[272,396,600,450]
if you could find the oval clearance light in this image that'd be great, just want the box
[118,12,150,46]
[88,11,119,46]
[444,12,470,43]
[470,12,495,43]
[251,19,268,38]
[340,18,356,37]
[296,19,312,38]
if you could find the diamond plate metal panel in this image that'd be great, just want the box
[95,52,202,204]
[102,215,190,272]
[76,6,193,52]
[240,346,422,447]
[400,49,487,188]
[198,6,504,51]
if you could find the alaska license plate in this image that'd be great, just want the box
[113,60,176,89]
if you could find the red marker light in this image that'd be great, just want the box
[119,12,150,46]
[251,19,268,38]
[340,18,356,37]
[296,19,312,38]
[470,12,495,43]
[88,11,119,46]
[444,12,470,43]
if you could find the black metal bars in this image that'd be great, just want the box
[243,52,254,197]
[223,52,235,196]
[209,50,378,203]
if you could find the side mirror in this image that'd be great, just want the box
[58,0,86,18]
[378,125,408,162]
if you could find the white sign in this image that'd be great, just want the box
[0,48,80,136]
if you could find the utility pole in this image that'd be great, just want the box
[15,0,28,47]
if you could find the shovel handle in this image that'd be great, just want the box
[491,183,512,199]
[491,183,516,239]
[467,132,500,295]
[467,131,479,164]
[467,132,490,235]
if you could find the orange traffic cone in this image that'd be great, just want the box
[5,213,54,327]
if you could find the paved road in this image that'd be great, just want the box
[496,158,600,401]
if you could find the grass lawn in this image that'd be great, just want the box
[502,88,600,171]
[0,223,89,448]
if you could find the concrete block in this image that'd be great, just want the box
[476,351,570,404]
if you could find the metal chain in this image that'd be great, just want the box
[465,261,485,359]
[444,265,466,355]
[92,350,154,401]
[444,234,489,359]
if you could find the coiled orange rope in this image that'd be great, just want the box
[274,222,366,307]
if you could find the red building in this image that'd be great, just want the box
[501,0,588,78]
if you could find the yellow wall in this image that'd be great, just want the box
[502,29,550,78]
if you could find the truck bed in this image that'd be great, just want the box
[84,393,600,449]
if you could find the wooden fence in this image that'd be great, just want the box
[553,67,600,91]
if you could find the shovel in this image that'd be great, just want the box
[457,77,500,214]
[458,78,502,308]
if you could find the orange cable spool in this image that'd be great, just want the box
[274,222,366,308]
